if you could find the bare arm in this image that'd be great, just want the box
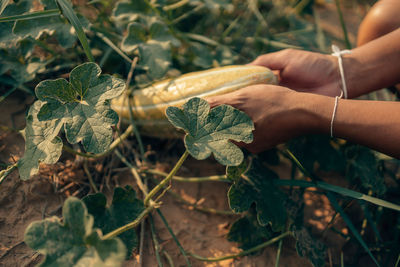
[251,28,400,98]
[207,85,400,158]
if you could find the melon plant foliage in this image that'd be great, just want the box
[18,62,125,180]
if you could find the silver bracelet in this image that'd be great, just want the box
[330,45,351,137]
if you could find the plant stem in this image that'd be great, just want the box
[103,204,155,240]
[144,150,189,206]
[157,209,192,267]
[334,0,352,49]
[275,238,283,267]
[83,161,99,193]
[0,9,60,22]
[163,0,190,11]
[63,125,133,158]
[114,150,148,195]
[190,231,291,262]
[149,214,164,267]
[167,190,237,216]
[0,162,18,185]
[144,169,228,183]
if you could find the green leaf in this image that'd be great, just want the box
[292,226,326,267]
[13,14,77,48]
[83,186,145,258]
[228,212,273,251]
[166,97,254,166]
[345,145,386,196]
[24,197,126,267]
[226,159,247,182]
[112,0,152,23]
[0,0,32,44]
[227,158,287,231]
[18,101,63,180]
[121,17,179,79]
[35,62,125,154]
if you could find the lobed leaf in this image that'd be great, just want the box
[166,97,254,166]
[24,197,126,267]
[83,186,145,258]
[227,158,287,231]
[35,62,125,154]
[18,101,63,180]
[228,211,273,251]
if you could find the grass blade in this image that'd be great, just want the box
[334,0,351,49]
[0,0,10,16]
[157,209,192,267]
[0,9,59,22]
[56,0,94,62]
[273,179,400,212]
[327,193,380,267]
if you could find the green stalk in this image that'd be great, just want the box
[56,0,94,62]
[163,0,190,11]
[144,169,228,183]
[63,125,133,158]
[334,0,352,49]
[144,150,189,206]
[0,162,18,185]
[103,204,154,240]
[275,238,283,267]
[157,209,192,267]
[0,9,60,22]
[149,215,163,267]
[190,232,291,262]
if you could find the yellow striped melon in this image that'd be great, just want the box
[112,65,276,137]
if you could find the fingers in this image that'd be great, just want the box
[250,50,288,71]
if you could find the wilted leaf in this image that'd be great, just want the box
[18,101,63,180]
[228,211,273,251]
[35,62,125,154]
[83,186,145,258]
[227,158,287,231]
[166,97,254,166]
[24,197,126,267]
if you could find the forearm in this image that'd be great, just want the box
[296,92,400,158]
[344,28,400,98]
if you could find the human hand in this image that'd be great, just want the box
[251,49,342,97]
[206,84,317,153]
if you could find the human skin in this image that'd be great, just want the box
[207,28,400,157]
[207,85,400,158]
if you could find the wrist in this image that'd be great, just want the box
[288,91,333,135]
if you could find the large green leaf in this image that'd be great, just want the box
[24,197,126,267]
[35,62,125,154]
[292,225,326,267]
[83,186,145,258]
[112,0,152,23]
[13,15,77,48]
[227,158,287,231]
[121,17,179,79]
[344,145,386,196]
[228,211,273,251]
[18,101,64,180]
[166,97,254,166]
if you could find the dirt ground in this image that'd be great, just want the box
[0,2,374,267]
